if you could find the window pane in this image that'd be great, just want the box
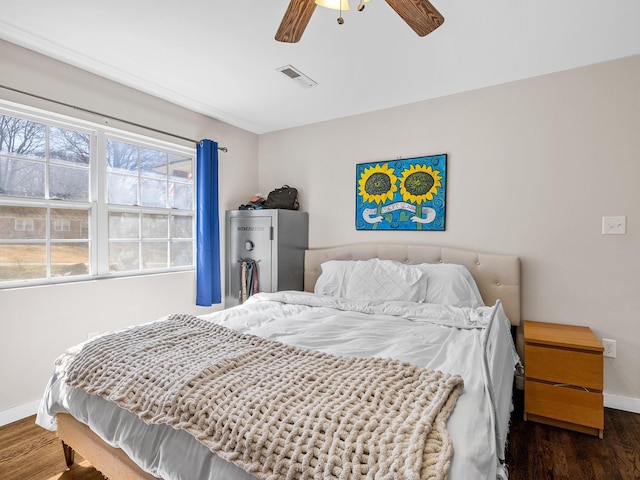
[50,164,89,201]
[169,154,192,181]
[142,242,167,270]
[109,242,139,272]
[140,148,167,177]
[0,244,46,282]
[108,173,137,205]
[140,177,167,207]
[0,157,45,198]
[170,183,193,210]
[171,240,193,267]
[0,115,45,160]
[109,212,139,239]
[0,206,46,239]
[49,127,89,166]
[51,209,89,240]
[171,215,193,239]
[107,140,137,172]
[168,154,193,210]
[51,243,89,277]
[142,214,168,239]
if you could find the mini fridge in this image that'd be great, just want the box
[225,209,308,307]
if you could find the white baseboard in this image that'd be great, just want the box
[0,400,40,427]
[605,393,640,414]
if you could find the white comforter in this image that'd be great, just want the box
[37,291,519,480]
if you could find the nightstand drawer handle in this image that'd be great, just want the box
[553,383,591,392]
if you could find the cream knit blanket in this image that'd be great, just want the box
[65,314,464,480]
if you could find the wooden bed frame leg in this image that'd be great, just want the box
[62,441,75,467]
[56,414,158,479]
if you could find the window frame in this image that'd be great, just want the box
[14,218,35,231]
[0,100,196,289]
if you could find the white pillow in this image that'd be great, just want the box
[344,259,428,302]
[314,260,358,297]
[314,258,483,307]
[420,263,485,308]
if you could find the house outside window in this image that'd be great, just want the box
[0,104,195,287]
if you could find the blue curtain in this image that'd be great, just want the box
[195,139,221,306]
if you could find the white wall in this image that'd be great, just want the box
[259,55,640,407]
[0,39,259,421]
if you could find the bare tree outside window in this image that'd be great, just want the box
[0,116,45,198]
[0,115,46,159]
[50,126,90,201]
[0,115,89,201]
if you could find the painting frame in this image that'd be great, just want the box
[355,154,447,231]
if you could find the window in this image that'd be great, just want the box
[14,218,34,231]
[105,137,195,273]
[53,218,71,232]
[0,105,195,286]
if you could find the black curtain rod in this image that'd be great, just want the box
[0,83,228,152]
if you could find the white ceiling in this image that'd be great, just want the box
[1,0,640,134]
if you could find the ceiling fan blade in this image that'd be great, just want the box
[275,0,318,43]
[385,0,444,37]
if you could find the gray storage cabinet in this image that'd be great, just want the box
[225,209,308,307]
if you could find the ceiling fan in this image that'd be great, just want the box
[275,0,444,43]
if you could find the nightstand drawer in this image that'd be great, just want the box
[525,380,604,430]
[525,344,603,391]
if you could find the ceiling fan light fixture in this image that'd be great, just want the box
[314,0,370,11]
[275,0,442,43]
[315,0,350,11]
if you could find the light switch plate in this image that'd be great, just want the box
[602,216,626,235]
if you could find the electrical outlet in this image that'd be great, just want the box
[602,338,616,358]
[602,216,626,235]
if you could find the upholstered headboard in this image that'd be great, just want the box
[304,243,521,326]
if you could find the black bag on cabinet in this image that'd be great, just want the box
[263,185,299,210]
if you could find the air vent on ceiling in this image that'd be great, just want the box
[276,65,317,89]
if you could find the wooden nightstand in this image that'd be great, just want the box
[523,320,604,438]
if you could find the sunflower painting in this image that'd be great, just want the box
[356,154,447,230]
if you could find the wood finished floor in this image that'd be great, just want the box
[0,414,102,480]
[0,392,638,479]
[506,390,640,479]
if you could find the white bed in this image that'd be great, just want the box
[37,243,521,480]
